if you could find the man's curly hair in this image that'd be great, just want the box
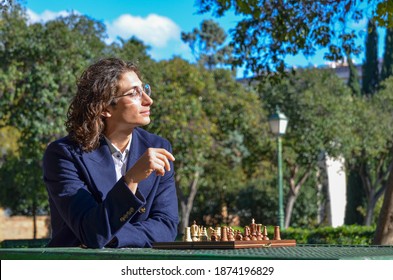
[65,58,140,152]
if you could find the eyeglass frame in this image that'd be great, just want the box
[112,84,151,102]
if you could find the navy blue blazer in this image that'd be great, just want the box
[43,127,179,248]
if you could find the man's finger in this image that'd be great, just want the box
[156,153,171,171]
[155,148,175,162]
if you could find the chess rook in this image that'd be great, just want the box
[273,226,281,240]
[183,227,192,242]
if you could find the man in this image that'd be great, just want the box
[43,58,178,248]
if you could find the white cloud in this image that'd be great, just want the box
[26,8,79,24]
[106,13,181,48]
[24,9,187,60]
[25,9,40,23]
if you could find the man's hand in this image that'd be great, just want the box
[123,148,175,193]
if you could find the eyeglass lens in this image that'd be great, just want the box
[144,84,151,96]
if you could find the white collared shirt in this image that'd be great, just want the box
[104,135,132,181]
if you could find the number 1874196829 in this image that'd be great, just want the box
[214,266,274,276]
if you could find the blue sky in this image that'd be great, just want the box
[23,0,241,62]
[22,0,385,77]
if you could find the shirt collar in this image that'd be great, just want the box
[103,135,132,159]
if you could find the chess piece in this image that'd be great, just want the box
[250,219,258,240]
[210,229,218,241]
[215,226,221,239]
[227,227,235,241]
[262,226,270,240]
[251,232,258,240]
[243,226,251,241]
[235,230,243,241]
[198,226,204,241]
[200,226,208,241]
[250,218,257,232]
[191,221,199,241]
[183,227,192,242]
[207,227,214,241]
[221,226,228,241]
[256,224,263,240]
[273,226,281,240]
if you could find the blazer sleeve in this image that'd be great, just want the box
[113,156,179,248]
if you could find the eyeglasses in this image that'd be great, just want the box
[113,84,151,102]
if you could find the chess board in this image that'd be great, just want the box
[152,239,296,249]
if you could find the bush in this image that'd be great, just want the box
[281,225,375,245]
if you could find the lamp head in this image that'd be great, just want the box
[268,106,288,136]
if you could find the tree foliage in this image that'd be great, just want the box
[0,3,106,230]
[181,19,233,70]
[196,0,376,78]
[347,55,361,96]
[259,68,354,227]
[347,91,393,226]
[362,19,380,95]
[148,58,270,230]
[3,0,393,243]
[381,27,393,81]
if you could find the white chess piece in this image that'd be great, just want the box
[191,221,199,241]
[183,227,192,242]
[215,226,221,239]
[200,226,208,241]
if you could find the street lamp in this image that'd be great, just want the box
[268,106,288,229]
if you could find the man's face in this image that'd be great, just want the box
[105,71,153,131]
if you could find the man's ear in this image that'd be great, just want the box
[101,110,111,118]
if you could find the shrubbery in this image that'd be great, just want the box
[280,225,376,245]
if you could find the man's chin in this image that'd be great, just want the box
[140,118,151,126]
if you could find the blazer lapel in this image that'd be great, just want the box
[127,129,156,199]
[82,139,117,200]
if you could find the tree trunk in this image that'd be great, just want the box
[180,202,192,236]
[32,198,37,239]
[359,159,391,227]
[285,193,297,228]
[176,170,200,235]
[364,194,376,226]
[285,165,311,228]
[374,166,393,245]
[33,215,37,239]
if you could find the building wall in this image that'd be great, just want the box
[325,156,347,227]
[0,208,50,241]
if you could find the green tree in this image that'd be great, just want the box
[347,55,361,96]
[148,58,270,231]
[106,37,160,81]
[347,90,393,226]
[181,19,233,70]
[345,55,363,225]
[381,28,393,81]
[195,0,393,244]
[345,170,367,225]
[148,58,215,232]
[259,69,354,228]
[362,19,380,95]
[0,126,19,162]
[0,4,106,237]
[196,68,270,225]
[196,0,374,79]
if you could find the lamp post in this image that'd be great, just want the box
[268,107,288,229]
